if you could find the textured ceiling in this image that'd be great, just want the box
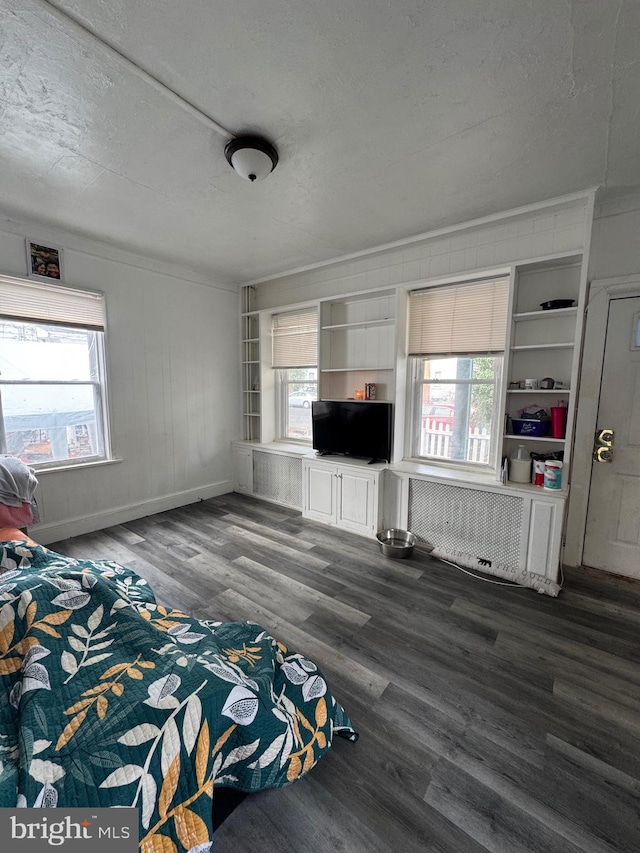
[1,0,639,283]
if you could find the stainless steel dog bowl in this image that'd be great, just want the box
[376,528,416,559]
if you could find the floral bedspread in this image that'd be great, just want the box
[0,541,357,852]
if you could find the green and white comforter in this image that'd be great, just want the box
[0,541,357,852]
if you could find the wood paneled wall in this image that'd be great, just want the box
[0,218,240,542]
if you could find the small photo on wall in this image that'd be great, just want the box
[26,240,63,281]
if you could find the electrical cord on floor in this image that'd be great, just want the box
[415,545,545,589]
[436,555,528,587]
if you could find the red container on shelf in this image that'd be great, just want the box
[550,406,567,438]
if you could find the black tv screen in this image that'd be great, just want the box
[311,401,393,463]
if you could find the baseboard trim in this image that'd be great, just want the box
[32,481,234,545]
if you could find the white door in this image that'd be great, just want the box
[583,296,640,578]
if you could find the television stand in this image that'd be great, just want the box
[302,455,384,538]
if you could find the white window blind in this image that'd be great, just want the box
[272,308,318,368]
[0,275,105,330]
[408,277,509,355]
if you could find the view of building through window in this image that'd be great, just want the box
[0,320,106,466]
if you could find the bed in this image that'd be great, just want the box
[0,531,357,851]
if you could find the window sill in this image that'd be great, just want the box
[34,457,123,475]
[392,459,568,497]
[394,458,498,485]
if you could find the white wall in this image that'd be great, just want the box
[251,195,591,309]
[589,192,640,280]
[0,216,240,543]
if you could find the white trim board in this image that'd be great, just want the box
[31,480,233,546]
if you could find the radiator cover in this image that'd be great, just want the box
[252,451,303,508]
[408,478,524,570]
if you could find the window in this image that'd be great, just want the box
[272,308,318,441]
[0,275,109,468]
[407,277,509,467]
[278,368,318,440]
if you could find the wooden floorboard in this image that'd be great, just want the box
[48,494,640,853]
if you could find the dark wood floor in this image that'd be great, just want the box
[50,493,640,853]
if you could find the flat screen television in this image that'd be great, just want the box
[311,401,393,463]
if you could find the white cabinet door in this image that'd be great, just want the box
[304,462,337,523]
[303,458,382,537]
[526,496,563,579]
[337,468,377,536]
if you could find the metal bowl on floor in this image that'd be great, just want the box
[376,528,416,559]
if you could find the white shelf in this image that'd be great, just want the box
[242,337,259,343]
[513,307,578,321]
[243,390,260,394]
[504,434,565,443]
[321,318,394,330]
[510,343,574,351]
[320,366,394,373]
[507,388,571,394]
[322,397,391,403]
[243,360,260,364]
[505,480,569,497]
[243,412,260,418]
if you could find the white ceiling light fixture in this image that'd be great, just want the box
[224,135,279,182]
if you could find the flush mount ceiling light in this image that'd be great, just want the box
[224,135,279,182]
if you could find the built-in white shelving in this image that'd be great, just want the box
[241,286,261,441]
[502,256,585,487]
[319,289,396,401]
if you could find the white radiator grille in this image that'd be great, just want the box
[253,452,303,508]
[408,479,523,569]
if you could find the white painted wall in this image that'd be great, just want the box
[251,196,590,310]
[589,193,640,280]
[0,216,239,543]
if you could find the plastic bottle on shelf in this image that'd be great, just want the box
[509,444,531,484]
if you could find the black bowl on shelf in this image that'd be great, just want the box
[540,299,575,310]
